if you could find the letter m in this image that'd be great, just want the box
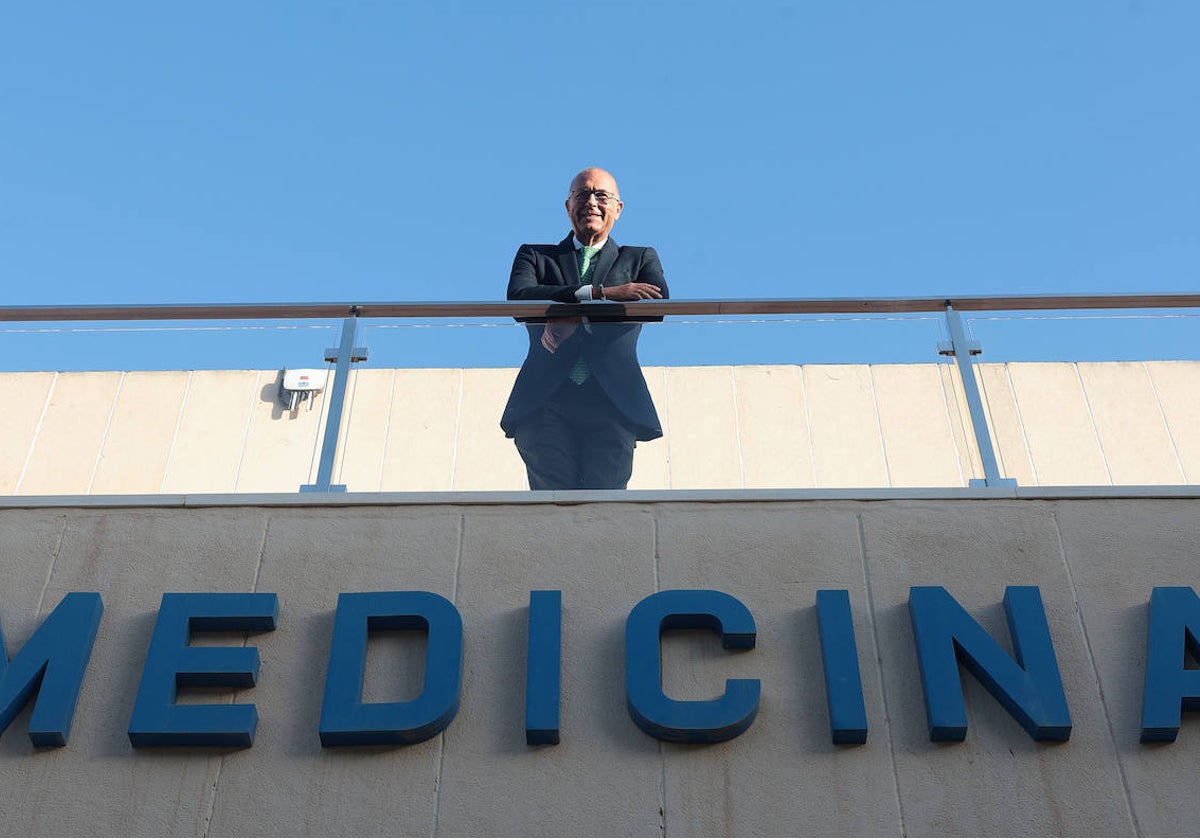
[0,593,103,747]
[909,586,1071,742]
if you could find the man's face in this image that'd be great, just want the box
[565,169,623,244]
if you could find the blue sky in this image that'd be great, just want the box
[2,2,1197,369]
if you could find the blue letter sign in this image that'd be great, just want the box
[319,591,463,746]
[525,590,562,745]
[816,589,868,744]
[0,592,103,747]
[127,592,279,747]
[1141,586,1200,742]
[625,589,760,743]
[909,586,1071,741]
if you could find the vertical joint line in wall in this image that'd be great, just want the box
[659,369,674,489]
[658,736,668,837]
[201,747,224,838]
[936,365,968,487]
[1051,508,1140,835]
[866,366,893,487]
[207,517,275,837]
[376,369,397,491]
[432,513,467,838]
[857,512,906,837]
[250,516,271,594]
[333,365,360,487]
[1073,364,1114,485]
[232,374,261,492]
[35,514,71,619]
[799,366,817,487]
[653,513,666,835]
[652,516,661,593]
[16,372,58,494]
[730,367,746,488]
[1005,364,1040,486]
[449,369,465,491]
[160,371,193,493]
[86,372,126,495]
[1144,362,1188,483]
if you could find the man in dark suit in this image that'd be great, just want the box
[500,167,668,490]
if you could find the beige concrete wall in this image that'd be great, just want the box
[4,361,1200,495]
[1,496,1198,836]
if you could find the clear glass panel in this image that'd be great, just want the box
[0,319,341,496]
[336,313,964,493]
[7,305,1194,498]
[0,319,340,372]
[963,309,1200,363]
[966,309,1200,488]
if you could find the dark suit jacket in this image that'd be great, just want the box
[500,234,668,440]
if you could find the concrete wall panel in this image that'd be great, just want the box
[90,372,190,495]
[734,365,815,489]
[1054,500,1200,837]
[1145,361,1200,483]
[1,508,270,836]
[17,371,122,495]
[860,501,1133,836]
[234,371,327,493]
[655,505,898,836]
[627,366,669,490]
[0,372,55,493]
[1006,363,1110,486]
[1078,362,1185,485]
[976,364,1038,486]
[872,364,964,487]
[938,364,985,484]
[437,505,663,836]
[335,368,395,492]
[207,507,463,837]
[452,369,525,491]
[664,367,743,489]
[377,369,462,492]
[2,360,1198,496]
[3,498,1200,835]
[803,365,889,487]
[160,371,259,494]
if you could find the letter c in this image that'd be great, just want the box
[625,590,759,743]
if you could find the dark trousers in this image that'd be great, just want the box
[512,377,636,491]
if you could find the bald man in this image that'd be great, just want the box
[500,168,669,490]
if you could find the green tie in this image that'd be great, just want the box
[569,246,600,385]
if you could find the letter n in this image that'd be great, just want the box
[909,586,1071,742]
[1141,586,1200,743]
[0,593,104,747]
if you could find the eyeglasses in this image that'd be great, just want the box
[568,189,620,206]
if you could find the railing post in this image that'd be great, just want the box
[941,304,1016,488]
[301,311,368,493]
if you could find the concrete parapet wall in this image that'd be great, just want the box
[1,361,1198,494]
[0,495,1197,836]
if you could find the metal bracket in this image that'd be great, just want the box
[324,347,369,363]
[937,340,982,357]
[944,304,1017,489]
[301,315,366,493]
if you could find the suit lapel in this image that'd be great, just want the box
[555,234,580,285]
[591,238,619,287]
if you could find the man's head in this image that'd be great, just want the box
[565,167,623,246]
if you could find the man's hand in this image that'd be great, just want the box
[540,317,580,353]
[603,282,663,301]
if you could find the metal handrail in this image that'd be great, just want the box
[2,292,1199,323]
